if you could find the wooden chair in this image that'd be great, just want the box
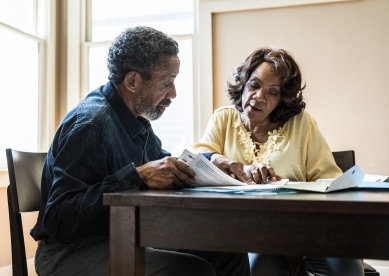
[332,150,356,173]
[6,148,46,276]
[332,150,380,276]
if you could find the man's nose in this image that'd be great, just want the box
[167,83,177,99]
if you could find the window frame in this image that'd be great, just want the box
[78,0,202,144]
[0,0,56,169]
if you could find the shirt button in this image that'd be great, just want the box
[130,182,137,188]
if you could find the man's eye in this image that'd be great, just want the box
[162,83,171,91]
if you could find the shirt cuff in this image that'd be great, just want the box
[202,152,219,160]
[114,162,146,189]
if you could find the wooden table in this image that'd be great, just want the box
[103,189,389,275]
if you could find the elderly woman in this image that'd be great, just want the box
[194,47,364,276]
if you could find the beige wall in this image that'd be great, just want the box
[0,171,37,267]
[212,0,389,175]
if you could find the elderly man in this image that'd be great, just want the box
[31,26,250,276]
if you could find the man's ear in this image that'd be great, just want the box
[123,71,142,93]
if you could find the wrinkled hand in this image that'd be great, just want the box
[136,157,197,189]
[244,163,282,184]
[210,154,256,184]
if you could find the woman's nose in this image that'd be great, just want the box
[253,89,265,101]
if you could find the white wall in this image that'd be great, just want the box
[210,0,389,175]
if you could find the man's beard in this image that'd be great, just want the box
[133,86,171,121]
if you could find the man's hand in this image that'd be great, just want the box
[244,164,282,184]
[136,157,197,189]
[210,154,255,184]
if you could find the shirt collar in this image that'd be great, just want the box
[101,81,151,137]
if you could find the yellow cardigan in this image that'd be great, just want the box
[193,106,342,181]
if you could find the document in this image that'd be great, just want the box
[203,181,289,190]
[358,174,389,188]
[178,149,247,186]
[282,165,365,193]
[363,174,389,182]
[179,149,387,193]
[184,185,297,195]
[306,173,389,190]
[178,149,287,187]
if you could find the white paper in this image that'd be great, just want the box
[363,174,389,182]
[205,180,289,191]
[177,149,247,187]
[282,165,365,193]
[316,173,389,189]
[358,182,389,188]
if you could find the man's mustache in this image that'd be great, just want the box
[158,99,171,106]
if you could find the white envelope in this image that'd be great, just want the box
[282,165,364,193]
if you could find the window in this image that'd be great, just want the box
[0,0,44,167]
[84,0,196,156]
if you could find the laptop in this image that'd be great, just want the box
[282,165,364,193]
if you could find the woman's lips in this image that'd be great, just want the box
[250,104,262,112]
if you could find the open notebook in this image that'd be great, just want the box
[282,165,364,193]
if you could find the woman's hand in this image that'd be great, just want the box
[210,154,256,184]
[244,163,282,184]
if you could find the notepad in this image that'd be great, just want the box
[313,173,389,189]
[363,174,389,182]
[358,174,389,188]
[282,165,364,193]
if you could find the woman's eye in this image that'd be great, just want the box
[249,83,258,89]
[269,91,279,96]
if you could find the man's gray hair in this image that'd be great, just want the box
[107,26,179,84]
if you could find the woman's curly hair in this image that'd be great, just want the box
[107,26,179,84]
[227,46,306,123]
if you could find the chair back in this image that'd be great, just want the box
[332,150,355,173]
[6,148,46,276]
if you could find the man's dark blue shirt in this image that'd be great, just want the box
[31,81,170,242]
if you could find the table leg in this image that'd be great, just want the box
[109,206,145,276]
